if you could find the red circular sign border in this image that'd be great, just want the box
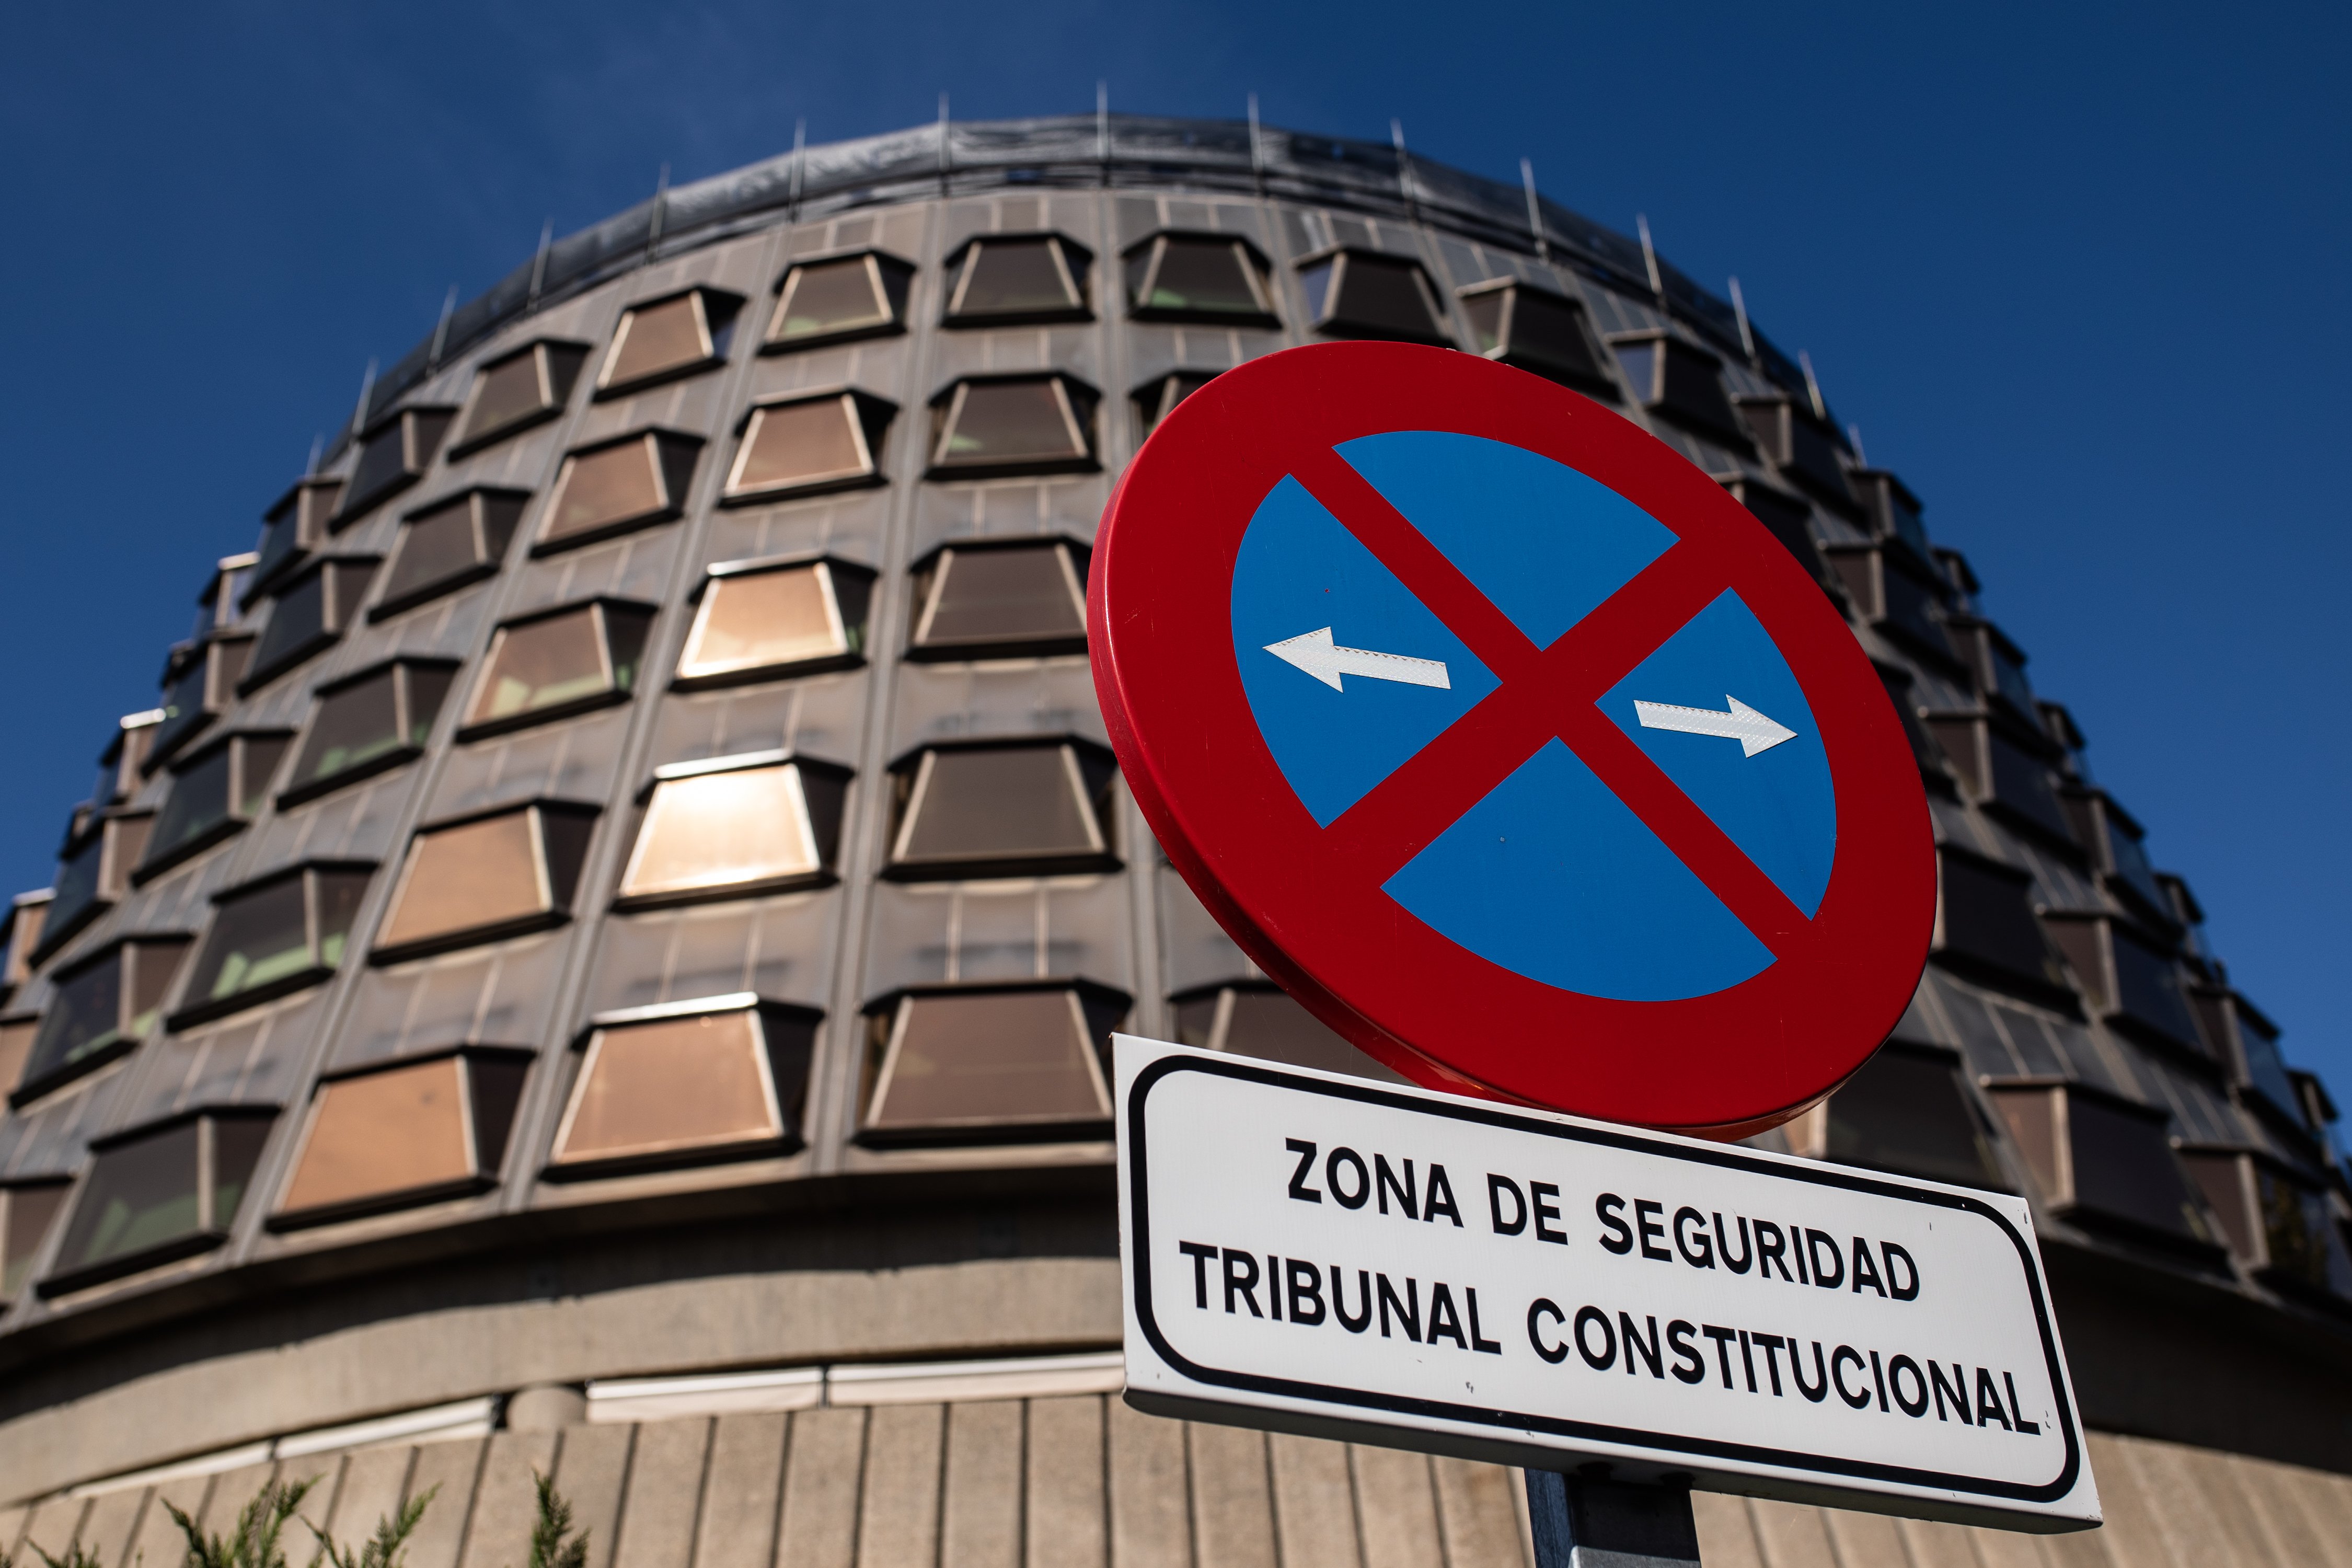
[1091,342,1934,1134]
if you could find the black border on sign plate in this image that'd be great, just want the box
[1124,1051,2083,1505]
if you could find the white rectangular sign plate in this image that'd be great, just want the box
[1116,1039,2099,1532]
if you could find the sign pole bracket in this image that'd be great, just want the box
[1525,1469,1701,1567]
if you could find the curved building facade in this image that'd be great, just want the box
[0,114,2347,1567]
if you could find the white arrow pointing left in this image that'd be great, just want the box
[1264,627,1452,692]
[1633,695,1798,757]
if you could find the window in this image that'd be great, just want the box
[616,754,850,909]
[1986,1081,2217,1252]
[549,997,820,1174]
[596,288,743,397]
[1295,249,1449,344]
[1717,477,1834,593]
[2198,990,2304,1126]
[273,1048,533,1227]
[372,802,597,963]
[38,810,155,961]
[1848,469,1933,563]
[1,895,51,1001]
[765,250,914,350]
[137,730,292,881]
[1787,1043,2007,1190]
[722,389,897,503]
[450,339,589,455]
[1608,331,1744,445]
[0,1181,69,1300]
[244,557,379,691]
[170,863,372,1029]
[1172,983,1406,1083]
[337,406,455,525]
[1932,847,2070,1001]
[11,936,190,1105]
[859,982,1127,1145]
[674,556,873,688]
[1943,617,2037,719]
[147,635,256,769]
[1735,395,1852,511]
[0,1013,34,1093]
[460,599,655,739]
[926,375,1099,478]
[282,659,456,806]
[1872,665,1946,782]
[1928,714,2078,849]
[194,551,259,643]
[1133,371,1219,440]
[906,538,1089,662]
[942,235,1091,325]
[2181,1149,2352,1298]
[97,711,164,810]
[1458,281,1611,389]
[1123,234,1277,325]
[250,479,346,600]
[375,488,527,619]
[1825,544,1952,668]
[2061,791,2170,927]
[536,430,703,551]
[885,739,1119,880]
[41,1108,276,1295]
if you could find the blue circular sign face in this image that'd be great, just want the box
[1092,342,1933,1131]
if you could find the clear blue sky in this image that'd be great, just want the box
[2,3,2345,1105]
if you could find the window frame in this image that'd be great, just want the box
[167,860,376,1031]
[720,387,899,504]
[940,233,1094,327]
[857,978,1129,1147]
[614,751,852,910]
[1941,615,2038,724]
[269,1044,537,1229]
[904,535,1090,663]
[533,428,705,555]
[1292,245,1452,346]
[594,286,745,399]
[2178,1145,2352,1299]
[924,373,1101,479]
[247,478,348,605]
[1604,329,1746,447]
[34,808,157,964]
[1924,709,2082,855]
[1929,843,2073,1006]
[9,932,192,1108]
[96,710,166,810]
[370,799,601,964]
[1131,370,1221,442]
[1846,468,1934,566]
[1733,394,1857,515]
[145,633,257,773]
[1982,1077,2223,1260]
[1168,979,1408,1084]
[448,339,590,458]
[1824,543,1962,674]
[2059,789,2175,933]
[672,553,874,689]
[333,406,456,528]
[38,1104,279,1297]
[1,894,52,999]
[0,1177,72,1304]
[1122,232,1278,327]
[1781,1039,2011,1192]
[1716,476,1838,599]
[240,554,382,694]
[457,597,658,741]
[1455,278,1613,391]
[546,993,822,1178]
[372,487,531,621]
[763,248,915,352]
[280,656,460,809]
[883,734,1121,881]
[133,728,294,885]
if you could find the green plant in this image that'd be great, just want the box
[166,1477,319,1568]
[307,1485,435,1568]
[15,1541,109,1568]
[522,1473,587,1568]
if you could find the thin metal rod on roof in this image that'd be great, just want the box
[1798,350,1828,421]
[938,93,951,196]
[1391,119,1419,222]
[646,164,671,259]
[306,433,324,477]
[1635,213,1664,300]
[352,358,378,432]
[1247,94,1265,195]
[1097,81,1110,183]
[426,284,459,370]
[1519,158,1549,261]
[1847,423,1869,465]
[788,118,808,221]
[1727,276,1755,359]
[527,217,554,308]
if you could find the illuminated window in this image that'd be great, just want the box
[148,635,256,770]
[171,863,372,1029]
[1986,1081,2218,1252]
[926,375,1098,478]
[941,235,1091,325]
[1608,331,1742,445]
[1932,846,2069,1002]
[250,479,347,600]
[460,599,655,739]
[1736,395,1853,513]
[616,754,849,909]
[0,1181,68,1301]
[11,936,190,1105]
[138,731,292,881]
[1786,1042,2005,1190]
[1123,234,1276,325]
[764,251,914,350]
[1457,281,1611,389]
[1132,371,1219,440]
[537,430,703,552]
[859,982,1127,1145]
[41,1109,275,1296]
[282,659,458,806]
[906,538,1088,662]
[886,739,1118,880]
[1848,469,1933,562]
[1295,249,1450,344]
[375,489,528,618]
[596,288,743,397]
[338,406,455,525]
[274,1048,533,1227]
[39,811,155,961]
[373,802,597,963]
[1172,983,1406,1083]
[722,389,896,503]
[674,556,873,689]
[549,997,820,1175]
[244,557,379,691]
[451,340,589,455]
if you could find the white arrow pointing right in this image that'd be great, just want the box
[1633,695,1798,757]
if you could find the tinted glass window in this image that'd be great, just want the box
[949,239,1083,318]
[556,1011,794,1165]
[621,767,823,902]
[2105,817,2168,914]
[893,746,1106,870]
[348,423,413,509]
[460,351,550,446]
[25,954,125,1087]
[1824,1049,2003,1189]
[1878,561,1945,652]
[1135,372,1218,437]
[769,256,902,345]
[1176,986,1405,1082]
[148,746,234,866]
[2,1185,67,1299]
[1496,289,1608,383]
[1987,734,2073,844]
[604,294,721,389]
[290,665,451,794]
[728,397,873,497]
[282,1057,474,1216]
[2236,1009,2302,1117]
[186,871,365,1012]
[47,830,109,940]
[152,649,223,762]
[677,564,858,683]
[2068,1096,2206,1238]
[543,438,670,546]
[2110,927,2197,1046]
[1991,644,2036,714]
[866,990,1110,1133]
[251,571,328,677]
[911,545,1086,656]
[1128,238,1266,317]
[930,380,1090,471]
[1612,342,1657,399]
[1462,291,1505,353]
[467,606,647,730]
[382,492,524,613]
[1939,853,2061,992]
[1308,254,1447,341]
[343,411,450,519]
[55,1120,204,1277]
[378,810,552,953]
